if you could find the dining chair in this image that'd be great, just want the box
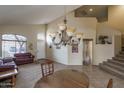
[107,78,113,88]
[41,60,54,77]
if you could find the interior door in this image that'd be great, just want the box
[37,40,45,59]
[83,39,93,65]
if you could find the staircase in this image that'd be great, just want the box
[99,51,124,79]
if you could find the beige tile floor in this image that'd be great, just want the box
[15,62,124,88]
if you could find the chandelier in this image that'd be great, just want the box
[49,7,83,48]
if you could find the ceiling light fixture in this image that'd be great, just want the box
[49,6,83,48]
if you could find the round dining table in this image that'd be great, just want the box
[34,69,89,88]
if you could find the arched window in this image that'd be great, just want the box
[2,34,27,57]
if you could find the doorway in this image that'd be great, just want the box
[83,39,93,65]
[36,33,45,60]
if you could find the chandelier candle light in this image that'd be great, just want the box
[49,6,83,48]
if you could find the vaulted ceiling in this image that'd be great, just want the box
[75,5,108,22]
[0,5,80,25]
[0,5,124,32]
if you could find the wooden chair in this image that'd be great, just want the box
[107,79,113,88]
[41,61,54,77]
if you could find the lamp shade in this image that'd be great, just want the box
[67,27,76,36]
[58,23,67,31]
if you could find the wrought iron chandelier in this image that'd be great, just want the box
[49,6,83,48]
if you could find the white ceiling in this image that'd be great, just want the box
[0,5,80,25]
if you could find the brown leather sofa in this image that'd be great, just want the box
[14,53,34,65]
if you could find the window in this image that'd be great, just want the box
[2,34,27,57]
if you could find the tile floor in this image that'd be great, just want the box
[15,62,124,88]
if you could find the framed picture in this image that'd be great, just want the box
[96,35,112,44]
[72,44,78,53]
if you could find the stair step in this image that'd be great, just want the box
[99,64,124,79]
[108,59,124,67]
[103,61,124,72]
[112,57,124,62]
[122,47,124,50]
[120,51,124,54]
[116,54,124,58]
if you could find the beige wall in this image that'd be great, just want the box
[114,35,122,55]
[46,18,69,64]
[107,6,124,32]
[67,12,97,65]
[94,23,121,65]
[0,25,46,59]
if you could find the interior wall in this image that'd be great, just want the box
[0,25,46,59]
[114,35,122,55]
[46,19,69,64]
[67,12,97,65]
[108,6,124,32]
[107,5,123,55]
[46,11,97,65]
[94,23,121,65]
